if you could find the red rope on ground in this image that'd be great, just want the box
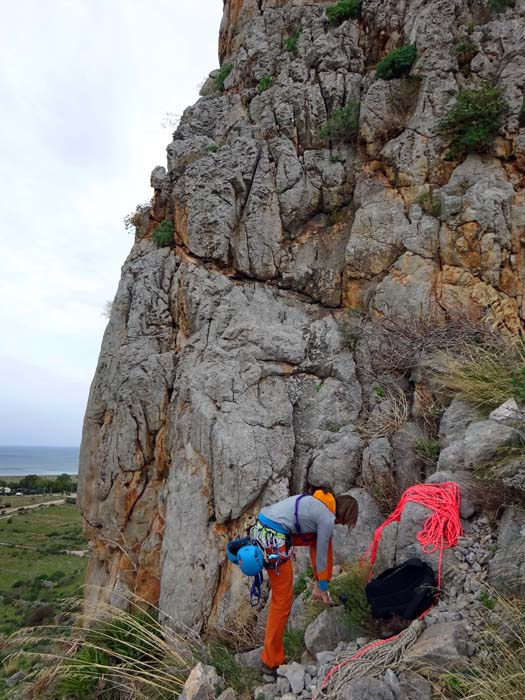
[320,482,463,692]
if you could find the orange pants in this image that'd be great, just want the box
[261,534,333,668]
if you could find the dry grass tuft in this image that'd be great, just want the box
[359,384,410,442]
[433,335,525,414]
[4,587,203,700]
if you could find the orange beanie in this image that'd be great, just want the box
[313,489,336,514]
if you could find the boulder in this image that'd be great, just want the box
[339,676,395,700]
[304,606,353,655]
[283,662,305,694]
[180,663,223,700]
[488,506,525,597]
[235,646,263,671]
[333,488,383,564]
[404,622,468,668]
[463,421,520,469]
[436,440,464,471]
[439,398,480,448]
[489,399,525,428]
[217,690,237,700]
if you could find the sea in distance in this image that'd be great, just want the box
[0,445,79,477]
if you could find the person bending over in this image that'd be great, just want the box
[251,490,359,676]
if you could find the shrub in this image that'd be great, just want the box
[488,0,516,12]
[123,201,150,232]
[257,75,274,93]
[519,103,525,128]
[24,604,56,627]
[387,76,421,127]
[283,629,306,662]
[376,44,417,80]
[207,642,261,697]
[326,0,362,25]
[433,336,525,413]
[320,100,360,143]
[438,82,509,159]
[215,63,233,93]
[413,438,440,463]
[456,38,478,66]
[13,591,203,700]
[330,563,373,636]
[206,145,219,153]
[152,220,175,247]
[284,31,300,53]
[417,191,441,217]
[337,310,366,351]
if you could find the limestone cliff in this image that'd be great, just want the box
[78,0,525,631]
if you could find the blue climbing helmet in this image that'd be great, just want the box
[237,544,264,576]
[226,537,265,606]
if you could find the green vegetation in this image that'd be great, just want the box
[417,191,441,217]
[480,591,496,610]
[293,566,313,596]
[413,438,440,462]
[0,504,87,639]
[284,31,300,53]
[215,63,233,93]
[329,153,344,163]
[257,75,274,93]
[326,0,362,25]
[11,596,202,700]
[329,563,373,636]
[434,336,525,413]
[337,310,365,352]
[456,38,478,66]
[438,82,509,159]
[124,201,150,232]
[376,44,416,80]
[519,103,525,128]
[512,366,525,403]
[320,100,360,143]
[283,629,306,662]
[206,145,219,153]
[208,642,261,698]
[488,0,516,12]
[0,473,75,495]
[152,220,175,247]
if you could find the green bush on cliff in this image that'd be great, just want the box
[257,75,274,92]
[152,220,175,247]
[488,0,516,13]
[438,82,509,159]
[320,100,360,143]
[326,0,362,26]
[376,44,417,80]
[284,31,301,53]
[215,63,233,93]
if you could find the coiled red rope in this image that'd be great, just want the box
[320,482,463,692]
[364,481,463,592]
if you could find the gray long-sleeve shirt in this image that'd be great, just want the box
[259,495,335,574]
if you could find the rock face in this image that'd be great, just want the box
[78,0,525,632]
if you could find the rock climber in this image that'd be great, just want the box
[251,489,359,677]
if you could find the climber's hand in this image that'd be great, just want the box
[312,583,332,606]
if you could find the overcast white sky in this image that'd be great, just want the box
[0,0,223,446]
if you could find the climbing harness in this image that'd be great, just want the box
[318,482,463,699]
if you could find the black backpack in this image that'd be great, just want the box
[365,558,437,620]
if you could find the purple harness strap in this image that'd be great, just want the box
[294,494,316,542]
